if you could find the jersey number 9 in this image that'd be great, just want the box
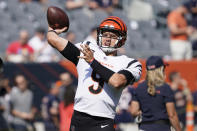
[89,70,104,94]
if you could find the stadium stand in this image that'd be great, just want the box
[0,0,187,59]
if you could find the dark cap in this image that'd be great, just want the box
[146,56,168,70]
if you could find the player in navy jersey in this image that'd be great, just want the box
[47,16,142,131]
[130,56,181,131]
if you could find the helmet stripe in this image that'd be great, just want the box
[102,18,123,31]
[108,16,126,32]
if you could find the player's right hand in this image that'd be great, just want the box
[48,26,68,35]
[78,44,94,63]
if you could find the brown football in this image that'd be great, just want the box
[47,6,69,32]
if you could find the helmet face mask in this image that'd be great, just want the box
[97,16,127,53]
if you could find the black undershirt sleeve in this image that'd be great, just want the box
[90,59,115,83]
[90,59,135,85]
[118,70,135,85]
[60,41,80,65]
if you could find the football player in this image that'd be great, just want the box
[47,16,142,131]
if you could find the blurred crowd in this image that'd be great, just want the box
[19,0,121,13]
[0,71,76,131]
[2,0,125,63]
[1,0,197,62]
[4,25,100,63]
[167,0,197,60]
[0,67,197,131]
[5,27,60,63]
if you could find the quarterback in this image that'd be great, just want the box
[47,16,142,131]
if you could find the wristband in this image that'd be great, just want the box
[48,30,58,35]
[89,58,95,65]
[90,59,115,82]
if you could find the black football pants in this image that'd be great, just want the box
[70,110,115,131]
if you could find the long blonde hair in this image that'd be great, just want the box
[146,66,165,96]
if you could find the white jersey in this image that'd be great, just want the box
[60,41,142,119]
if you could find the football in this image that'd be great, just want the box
[47,6,69,32]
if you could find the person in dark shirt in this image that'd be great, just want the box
[0,58,9,131]
[41,84,60,131]
[168,71,192,130]
[130,56,181,131]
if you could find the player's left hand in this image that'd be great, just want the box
[78,44,94,63]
